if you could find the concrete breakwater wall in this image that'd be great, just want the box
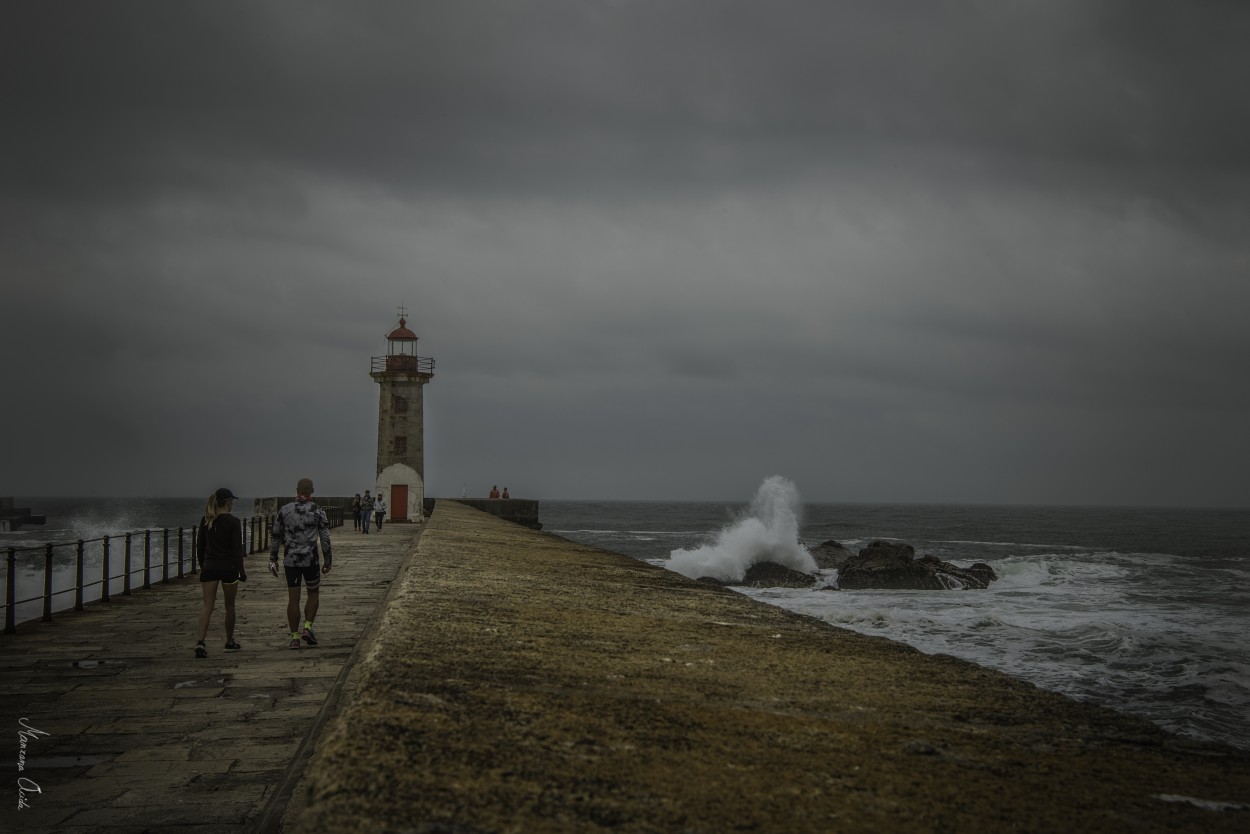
[1,496,46,531]
[432,497,541,529]
[294,500,1250,834]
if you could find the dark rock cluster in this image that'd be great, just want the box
[837,540,997,590]
[704,539,997,590]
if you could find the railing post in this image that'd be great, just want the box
[191,524,199,574]
[177,528,184,579]
[74,540,86,611]
[4,547,16,634]
[101,536,111,603]
[143,530,152,590]
[42,544,54,622]
[161,528,170,583]
[124,533,133,595]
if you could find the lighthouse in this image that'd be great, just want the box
[370,310,434,523]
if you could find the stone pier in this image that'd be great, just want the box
[3,501,1249,833]
[295,500,1250,833]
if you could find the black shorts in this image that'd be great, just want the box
[200,567,240,584]
[285,563,322,589]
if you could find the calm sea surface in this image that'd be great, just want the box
[4,492,1248,751]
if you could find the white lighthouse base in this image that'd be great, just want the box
[377,462,424,524]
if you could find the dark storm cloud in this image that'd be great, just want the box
[2,1,1248,504]
[7,0,1250,200]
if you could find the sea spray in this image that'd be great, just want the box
[666,476,816,582]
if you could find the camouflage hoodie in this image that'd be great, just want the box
[269,498,333,568]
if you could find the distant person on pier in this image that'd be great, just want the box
[351,493,361,531]
[194,487,246,658]
[374,496,386,530]
[501,487,510,499]
[360,490,374,533]
[489,485,500,499]
[269,478,333,650]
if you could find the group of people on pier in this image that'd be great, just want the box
[193,478,333,658]
[488,485,510,499]
[351,491,387,533]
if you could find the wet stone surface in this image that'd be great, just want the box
[1,523,419,832]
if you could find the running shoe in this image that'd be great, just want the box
[224,640,241,651]
[301,627,318,646]
[288,636,301,650]
[195,641,208,659]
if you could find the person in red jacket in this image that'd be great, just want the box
[489,485,500,499]
[194,487,247,658]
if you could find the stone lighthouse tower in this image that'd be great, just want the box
[370,311,435,523]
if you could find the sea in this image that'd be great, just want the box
[540,477,1250,753]
[4,485,1248,752]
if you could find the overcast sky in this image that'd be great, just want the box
[2,1,1248,506]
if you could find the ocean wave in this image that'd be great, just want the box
[668,476,815,582]
[546,496,1250,752]
[937,539,1088,550]
[551,528,706,537]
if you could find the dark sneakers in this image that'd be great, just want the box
[301,627,318,646]
[224,641,241,651]
[195,641,208,659]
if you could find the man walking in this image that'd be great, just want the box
[360,489,374,534]
[269,478,333,649]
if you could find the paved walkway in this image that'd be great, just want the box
[2,521,420,833]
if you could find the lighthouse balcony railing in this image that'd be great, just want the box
[371,355,434,375]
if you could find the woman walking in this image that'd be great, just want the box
[195,487,247,658]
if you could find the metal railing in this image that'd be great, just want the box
[1,507,344,635]
[369,354,434,375]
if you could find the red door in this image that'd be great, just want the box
[390,484,408,521]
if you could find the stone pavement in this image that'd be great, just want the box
[2,520,420,833]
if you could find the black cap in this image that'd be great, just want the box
[215,488,239,502]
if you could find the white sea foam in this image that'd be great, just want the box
[666,476,816,582]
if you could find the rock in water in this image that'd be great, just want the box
[743,562,816,588]
[717,562,817,588]
[837,541,997,590]
[808,539,851,570]
[916,554,998,590]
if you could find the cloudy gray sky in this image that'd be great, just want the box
[2,1,1248,506]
